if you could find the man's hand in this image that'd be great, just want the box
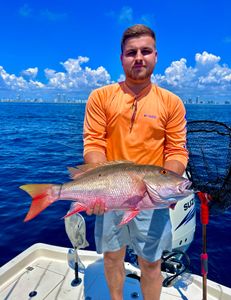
[86,199,107,215]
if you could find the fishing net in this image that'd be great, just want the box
[186,120,231,214]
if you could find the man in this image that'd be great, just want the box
[83,24,188,300]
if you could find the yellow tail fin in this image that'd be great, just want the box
[20,184,58,222]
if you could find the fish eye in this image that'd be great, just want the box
[160,169,168,175]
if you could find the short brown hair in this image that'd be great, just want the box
[121,24,156,53]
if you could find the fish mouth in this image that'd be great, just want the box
[156,180,193,199]
[177,180,193,193]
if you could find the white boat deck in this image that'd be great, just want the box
[0,243,230,299]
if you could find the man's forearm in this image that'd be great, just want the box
[84,151,107,164]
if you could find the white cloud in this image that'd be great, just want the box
[0,66,45,91]
[21,67,38,79]
[118,6,133,23]
[106,6,133,24]
[195,51,221,66]
[106,6,155,27]
[44,56,111,91]
[19,4,33,18]
[0,66,28,90]
[195,51,221,77]
[39,9,67,22]
[62,57,89,74]
[152,51,231,101]
[19,4,67,22]
[156,58,195,87]
[28,80,44,88]
[117,74,125,82]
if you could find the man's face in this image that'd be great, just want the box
[121,35,157,82]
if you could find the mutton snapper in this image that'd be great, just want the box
[20,161,193,225]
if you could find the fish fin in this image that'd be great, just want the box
[69,160,134,179]
[63,202,88,218]
[68,164,101,179]
[78,160,132,166]
[66,164,98,178]
[67,164,103,179]
[93,160,134,166]
[20,184,58,222]
[76,160,134,171]
[67,167,84,179]
[119,210,139,226]
[76,163,103,170]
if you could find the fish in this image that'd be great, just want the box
[20,161,193,225]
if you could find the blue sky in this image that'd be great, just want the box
[0,0,230,102]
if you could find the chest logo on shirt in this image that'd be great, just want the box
[144,114,157,119]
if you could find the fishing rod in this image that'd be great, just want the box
[197,192,210,300]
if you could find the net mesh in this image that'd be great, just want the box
[186,120,231,214]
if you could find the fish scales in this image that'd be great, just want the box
[61,163,147,208]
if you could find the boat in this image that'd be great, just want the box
[0,242,231,299]
[0,193,230,299]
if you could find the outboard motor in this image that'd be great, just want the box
[161,185,195,287]
[170,190,196,253]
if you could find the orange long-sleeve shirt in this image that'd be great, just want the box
[83,82,188,167]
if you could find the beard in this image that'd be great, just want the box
[125,65,154,81]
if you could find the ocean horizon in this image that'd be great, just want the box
[0,99,230,105]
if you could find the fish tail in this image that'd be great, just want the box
[20,184,60,222]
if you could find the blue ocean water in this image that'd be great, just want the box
[0,102,230,288]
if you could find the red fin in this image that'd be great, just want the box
[63,202,88,218]
[20,184,58,222]
[119,210,139,226]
